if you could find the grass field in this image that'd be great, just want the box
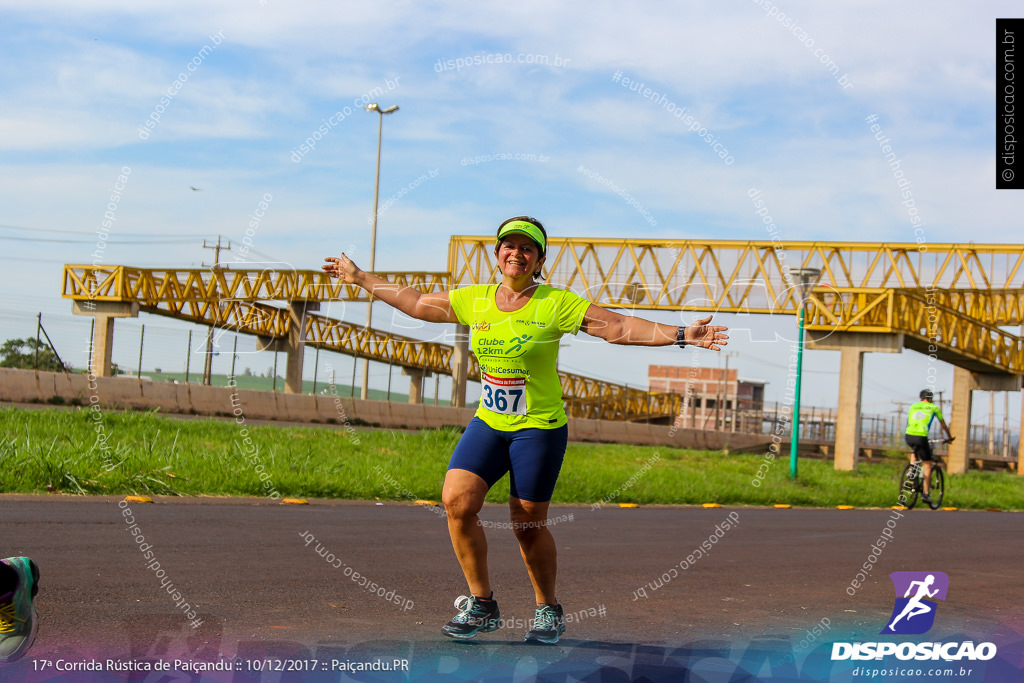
[1,406,1021,510]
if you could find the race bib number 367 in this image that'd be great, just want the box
[481,373,527,416]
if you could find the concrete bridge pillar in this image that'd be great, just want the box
[73,301,139,377]
[949,369,1020,474]
[257,301,318,394]
[450,324,470,408]
[806,331,902,471]
[1019,393,1024,477]
[402,367,431,404]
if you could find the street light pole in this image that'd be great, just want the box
[360,103,398,401]
[789,267,821,480]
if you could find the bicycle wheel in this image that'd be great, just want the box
[898,463,920,509]
[926,466,944,509]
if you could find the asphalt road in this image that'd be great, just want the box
[1,495,1022,682]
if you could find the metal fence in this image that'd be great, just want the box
[6,312,1021,459]
[748,401,1018,462]
[7,311,456,403]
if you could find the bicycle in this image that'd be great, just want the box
[897,437,953,510]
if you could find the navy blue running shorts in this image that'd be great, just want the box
[905,434,935,461]
[448,417,569,502]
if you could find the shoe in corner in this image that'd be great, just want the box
[0,557,40,664]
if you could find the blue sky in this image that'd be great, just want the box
[1,1,1021,425]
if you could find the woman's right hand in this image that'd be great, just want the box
[322,253,361,284]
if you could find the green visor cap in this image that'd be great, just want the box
[497,220,546,253]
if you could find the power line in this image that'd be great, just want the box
[0,235,206,245]
[743,351,838,374]
[0,224,214,238]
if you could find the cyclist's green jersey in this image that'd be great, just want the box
[448,284,591,431]
[906,400,944,437]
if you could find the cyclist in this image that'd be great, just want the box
[904,390,954,504]
[324,216,728,643]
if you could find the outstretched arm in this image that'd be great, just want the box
[322,253,457,323]
[937,417,954,441]
[579,305,728,350]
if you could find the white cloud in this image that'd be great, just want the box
[1,0,1021,405]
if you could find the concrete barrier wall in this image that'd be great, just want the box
[0,368,768,451]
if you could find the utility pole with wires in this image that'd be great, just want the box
[715,352,738,431]
[1002,391,1010,459]
[891,400,909,444]
[202,235,232,269]
[891,400,908,419]
[201,236,232,385]
[989,391,996,457]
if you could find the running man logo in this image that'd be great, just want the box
[881,571,949,635]
[505,334,533,354]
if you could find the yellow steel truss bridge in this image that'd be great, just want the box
[63,238,1024,473]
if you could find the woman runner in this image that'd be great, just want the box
[323,216,728,643]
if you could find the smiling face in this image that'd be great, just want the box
[495,233,545,281]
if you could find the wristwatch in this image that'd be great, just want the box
[676,326,688,348]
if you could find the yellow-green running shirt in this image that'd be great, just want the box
[448,284,591,431]
[905,400,944,437]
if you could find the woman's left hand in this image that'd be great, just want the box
[684,316,729,350]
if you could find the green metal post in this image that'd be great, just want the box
[790,306,805,479]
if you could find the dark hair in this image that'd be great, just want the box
[919,389,934,400]
[495,216,547,280]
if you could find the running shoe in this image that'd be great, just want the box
[524,603,565,644]
[0,557,40,664]
[441,595,501,639]
[921,493,933,504]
